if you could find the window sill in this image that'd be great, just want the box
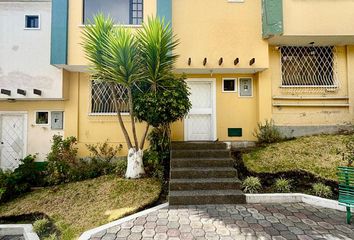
[79,24,142,29]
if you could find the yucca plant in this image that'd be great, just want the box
[82,15,190,178]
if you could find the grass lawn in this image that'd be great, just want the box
[0,175,161,239]
[243,134,352,181]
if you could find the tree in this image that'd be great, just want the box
[83,14,146,178]
[82,15,191,179]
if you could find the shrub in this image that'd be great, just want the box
[0,155,43,202]
[274,178,292,193]
[33,218,51,236]
[86,141,122,162]
[242,176,262,193]
[45,135,78,185]
[312,183,332,198]
[143,150,164,180]
[115,159,128,177]
[254,119,283,144]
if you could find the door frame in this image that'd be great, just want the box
[184,78,217,141]
[0,111,28,162]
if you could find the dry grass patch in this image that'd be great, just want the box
[243,134,351,181]
[0,175,161,239]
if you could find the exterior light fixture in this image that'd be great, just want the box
[17,89,26,96]
[33,89,42,96]
[1,89,11,96]
[249,58,255,66]
[203,58,207,66]
[188,58,192,66]
[219,57,223,66]
[234,58,239,65]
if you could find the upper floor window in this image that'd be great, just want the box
[25,15,40,29]
[281,46,337,87]
[83,0,143,25]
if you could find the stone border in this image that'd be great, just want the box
[0,224,39,240]
[79,203,169,240]
[246,193,353,213]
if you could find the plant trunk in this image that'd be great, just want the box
[125,148,145,179]
[110,84,133,149]
[127,88,139,149]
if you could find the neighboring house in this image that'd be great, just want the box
[0,0,66,169]
[1,0,354,163]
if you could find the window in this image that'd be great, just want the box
[90,81,129,114]
[222,78,237,92]
[35,111,49,125]
[281,46,337,87]
[25,15,40,29]
[239,78,253,97]
[83,0,143,25]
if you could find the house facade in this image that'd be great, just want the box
[1,0,354,163]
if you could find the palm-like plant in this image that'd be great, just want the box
[82,15,189,179]
[82,14,146,178]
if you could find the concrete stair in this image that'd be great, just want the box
[169,142,246,205]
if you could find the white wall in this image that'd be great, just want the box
[0,1,64,100]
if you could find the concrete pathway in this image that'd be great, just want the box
[90,203,354,240]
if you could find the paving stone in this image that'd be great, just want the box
[92,230,106,238]
[156,219,168,226]
[244,216,258,223]
[116,229,131,238]
[301,218,317,226]
[297,235,314,240]
[131,226,144,233]
[142,229,155,238]
[101,233,116,240]
[153,233,167,240]
[155,225,168,233]
[279,231,298,240]
[236,220,249,228]
[288,226,304,235]
[191,228,205,237]
[167,229,180,237]
[127,233,142,240]
[271,236,287,240]
[266,216,280,223]
[107,225,120,234]
[144,222,157,229]
[121,221,134,229]
[167,221,180,229]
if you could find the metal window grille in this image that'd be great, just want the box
[90,81,129,115]
[280,46,338,88]
[130,0,143,25]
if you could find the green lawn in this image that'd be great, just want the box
[0,175,161,240]
[243,134,352,181]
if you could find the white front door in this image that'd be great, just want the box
[185,79,216,141]
[0,113,27,170]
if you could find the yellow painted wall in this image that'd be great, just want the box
[268,46,354,126]
[64,72,150,157]
[283,0,354,36]
[0,101,65,161]
[67,0,157,66]
[171,74,258,142]
[172,0,269,71]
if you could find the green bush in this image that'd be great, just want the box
[46,135,78,185]
[242,176,262,193]
[0,155,44,202]
[312,183,332,198]
[143,150,164,180]
[86,141,122,162]
[254,119,283,144]
[274,178,292,193]
[115,159,128,177]
[43,234,57,240]
[33,218,51,236]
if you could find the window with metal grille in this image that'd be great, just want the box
[83,0,143,25]
[90,81,129,115]
[280,46,337,87]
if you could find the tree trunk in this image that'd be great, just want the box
[125,148,145,179]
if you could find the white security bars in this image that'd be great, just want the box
[280,46,339,92]
[90,81,129,115]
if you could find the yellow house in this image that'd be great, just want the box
[1,0,354,164]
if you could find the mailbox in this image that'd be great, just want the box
[51,111,64,130]
[239,78,253,97]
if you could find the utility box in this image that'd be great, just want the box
[51,111,64,130]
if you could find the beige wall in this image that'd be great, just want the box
[67,0,157,66]
[283,0,354,36]
[172,0,269,71]
[0,101,65,161]
[268,46,354,126]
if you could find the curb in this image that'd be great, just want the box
[0,224,39,240]
[246,193,353,212]
[78,203,169,240]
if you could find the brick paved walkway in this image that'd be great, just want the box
[90,203,354,240]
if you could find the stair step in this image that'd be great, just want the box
[171,142,227,150]
[169,190,246,205]
[170,178,242,191]
[170,167,237,179]
[171,158,234,168]
[171,149,230,159]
